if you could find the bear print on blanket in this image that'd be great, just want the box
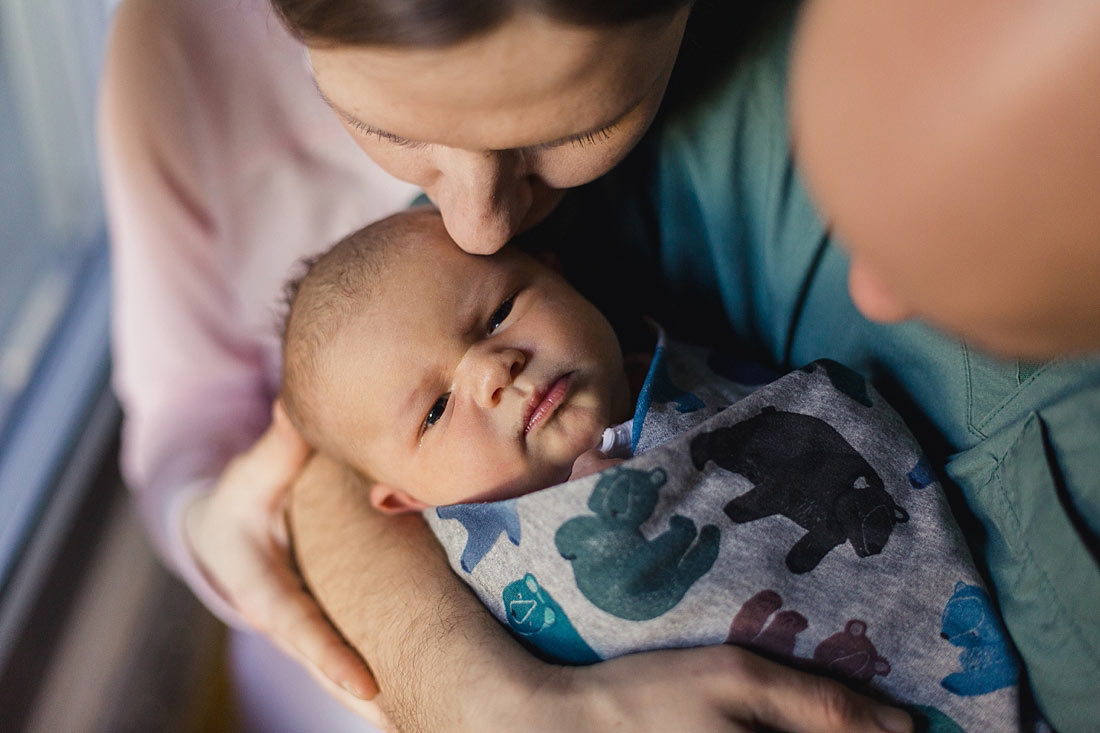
[555,466,721,621]
[938,582,1018,696]
[689,407,909,573]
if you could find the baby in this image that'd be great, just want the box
[282,208,1028,732]
[281,206,634,514]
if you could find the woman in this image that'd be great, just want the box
[104,1,898,730]
[101,0,1099,730]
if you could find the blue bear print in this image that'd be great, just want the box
[938,582,1018,696]
[555,466,720,621]
[435,500,521,572]
[907,456,936,490]
[501,574,600,665]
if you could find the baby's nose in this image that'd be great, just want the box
[473,348,526,408]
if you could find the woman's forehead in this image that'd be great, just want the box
[308,10,686,149]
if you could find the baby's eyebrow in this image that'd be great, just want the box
[401,372,436,430]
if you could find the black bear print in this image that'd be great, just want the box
[690,407,909,573]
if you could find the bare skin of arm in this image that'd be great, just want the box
[289,452,913,733]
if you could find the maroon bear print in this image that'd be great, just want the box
[727,590,808,658]
[812,619,891,683]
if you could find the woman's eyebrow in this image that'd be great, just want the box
[533,101,638,150]
[534,73,660,149]
[313,83,419,143]
[314,79,642,151]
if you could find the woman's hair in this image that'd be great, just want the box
[270,0,693,46]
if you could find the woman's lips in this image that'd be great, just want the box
[524,374,572,435]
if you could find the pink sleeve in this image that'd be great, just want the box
[99,1,267,626]
[98,0,418,625]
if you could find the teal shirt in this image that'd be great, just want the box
[530,8,1100,731]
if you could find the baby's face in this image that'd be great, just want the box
[322,216,631,508]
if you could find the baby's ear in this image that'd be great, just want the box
[369,482,430,515]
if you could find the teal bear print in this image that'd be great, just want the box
[910,705,965,733]
[555,466,720,621]
[501,574,600,665]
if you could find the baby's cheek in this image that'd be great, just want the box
[445,451,530,499]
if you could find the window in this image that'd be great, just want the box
[0,0,115,672]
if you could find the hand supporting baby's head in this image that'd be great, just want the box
[281,207,632,512]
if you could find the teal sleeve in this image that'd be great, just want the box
[546,9,1100,730]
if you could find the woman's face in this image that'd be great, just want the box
[309,9,689,254]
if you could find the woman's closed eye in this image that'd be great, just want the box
[422,393,450,435]
[488,293,517,335]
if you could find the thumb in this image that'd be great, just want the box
[239,401,313,502]
[272,399,311,459]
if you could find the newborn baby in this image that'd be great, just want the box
[281,208,1028,732]
[282,206,633,513]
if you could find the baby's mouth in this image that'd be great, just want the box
[524,373,573,436]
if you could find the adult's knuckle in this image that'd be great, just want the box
[811,677,860,729]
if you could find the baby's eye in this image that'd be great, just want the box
[488,294,516,335]
[423,393,450,432]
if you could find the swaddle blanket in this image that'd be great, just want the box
[426,339,1024,731]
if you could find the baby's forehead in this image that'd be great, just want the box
[381,230,537,296]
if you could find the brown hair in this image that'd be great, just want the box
[270,0,693,46]
[280,209,435,454]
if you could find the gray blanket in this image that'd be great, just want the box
[426,340,1023,731]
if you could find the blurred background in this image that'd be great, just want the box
[0,1,229,729]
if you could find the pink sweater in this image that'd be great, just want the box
[99,0,419,624]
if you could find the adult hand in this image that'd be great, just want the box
[566,646,912,732]
[457,645,912,733]
[183,402,385,724]
[567,448,623,481]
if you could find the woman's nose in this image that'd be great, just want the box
[429,148,533,255]
[469,347,527,409]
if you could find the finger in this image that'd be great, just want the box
[568,450,622,481]
[723,648,912,733]
[234,402,313,505]
[304,664,395,731]
[272,398,310,455]
[256,573,380,700]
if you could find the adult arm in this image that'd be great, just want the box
[99,0,406,707]
[289,452,913,733]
